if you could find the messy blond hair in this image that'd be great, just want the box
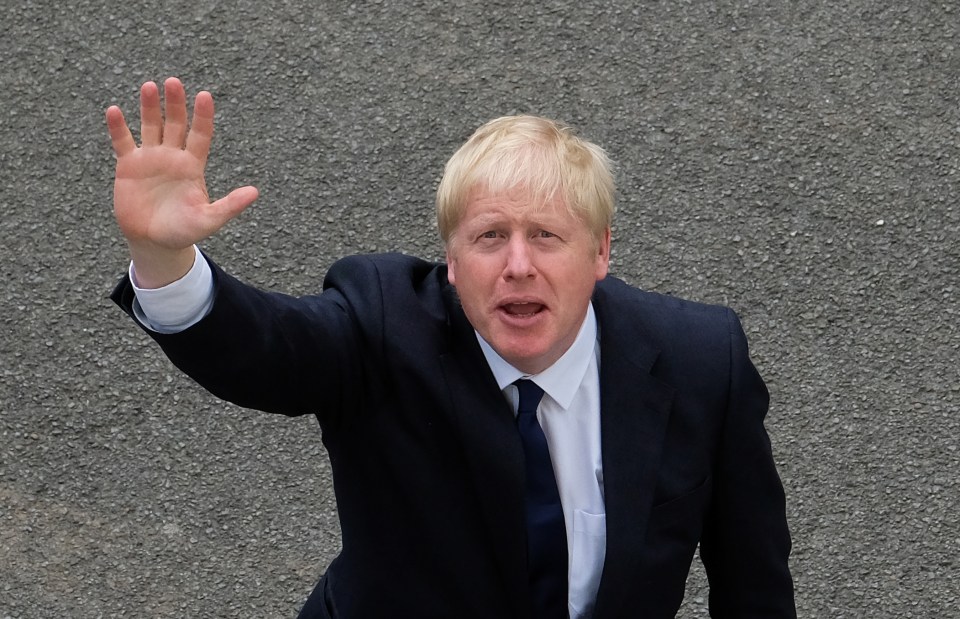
[436,115,615,245]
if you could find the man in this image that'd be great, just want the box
[107,77,796,618]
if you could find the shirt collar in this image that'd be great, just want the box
[476,302,598,410]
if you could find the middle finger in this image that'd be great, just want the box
[161,77,188,148]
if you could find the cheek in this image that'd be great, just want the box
[454,268,486,299]
[449,256,494,291]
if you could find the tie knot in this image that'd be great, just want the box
[514,379,545,416]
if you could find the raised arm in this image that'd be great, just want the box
[106,77,259,288]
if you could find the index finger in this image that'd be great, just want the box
[105,105,136,157]
[185,90,215,163]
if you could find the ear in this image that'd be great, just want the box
[445,245,457,286]
[594,227,611,281]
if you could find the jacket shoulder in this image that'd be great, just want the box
[325,253,446,294]
[595,275,736,333]
[323,252,455,329]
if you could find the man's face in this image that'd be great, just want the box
[446,187,610,375]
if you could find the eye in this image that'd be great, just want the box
[537,230,557,239]
[480,230,499,239]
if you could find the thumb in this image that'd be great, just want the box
[207,185,259,227]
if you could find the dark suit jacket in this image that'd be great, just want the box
[112,252,795,618]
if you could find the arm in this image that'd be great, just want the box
[110,253,402,421]
[699,310,797,618]
[106,79,353,418]
[106,77,258,287]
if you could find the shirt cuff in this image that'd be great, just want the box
[130,245,215,334]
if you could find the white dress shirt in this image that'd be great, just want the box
[132,248,607,617]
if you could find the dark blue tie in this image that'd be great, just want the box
[514,379,568,618]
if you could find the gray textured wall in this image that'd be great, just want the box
[2,1,957,616]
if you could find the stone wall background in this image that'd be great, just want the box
[2,1,957,616]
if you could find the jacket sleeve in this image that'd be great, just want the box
[110,254,380,423]
[698,308,797,618]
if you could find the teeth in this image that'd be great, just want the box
[504,303,540,316]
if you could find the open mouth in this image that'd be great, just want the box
[500,302,545,318]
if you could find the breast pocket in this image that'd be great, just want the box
[569,509,606,618]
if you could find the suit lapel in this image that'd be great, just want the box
[438,287,530,617]
[592,282,676,617]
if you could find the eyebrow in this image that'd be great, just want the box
[465,214,507,228]
[465,211,565,230]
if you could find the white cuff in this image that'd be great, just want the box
[130,245,215,334]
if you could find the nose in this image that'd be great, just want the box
[502,237,535,280]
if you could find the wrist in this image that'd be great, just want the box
[128,243,197,289]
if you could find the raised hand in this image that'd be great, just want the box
[106,77,258,287]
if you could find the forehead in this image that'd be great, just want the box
[460,186,578,226]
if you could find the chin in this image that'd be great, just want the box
[502,347,551,373]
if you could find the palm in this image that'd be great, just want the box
[114,145,215,248]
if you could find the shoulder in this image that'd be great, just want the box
[323,252,455,324]
[326,252,444,282]
[595,275,737,332]
[324,253,448,296]
[593,275,748,371]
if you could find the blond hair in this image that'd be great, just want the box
[436,115,615,244]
